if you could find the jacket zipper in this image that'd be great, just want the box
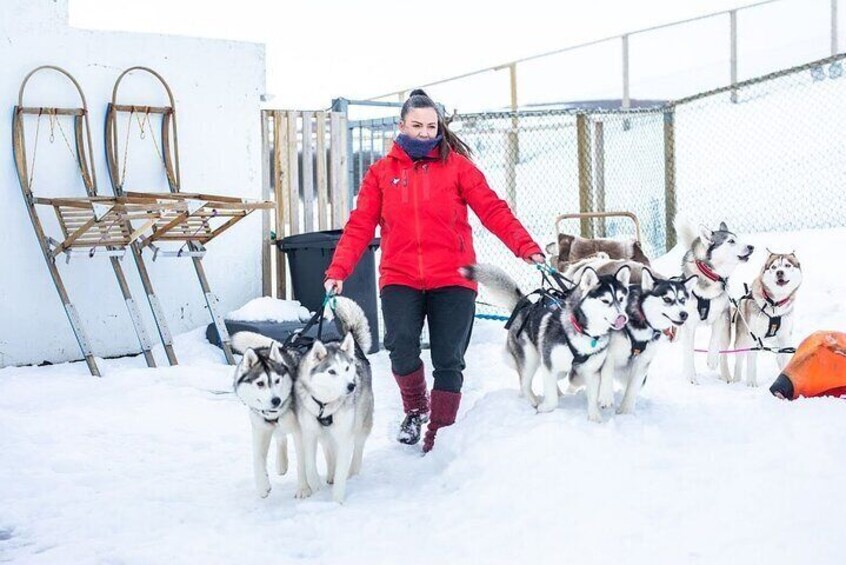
[412,164,425,284]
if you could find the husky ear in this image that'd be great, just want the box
[578,267,599,291]
[719,221,728,232]
[699,224,713,243]
[683,274,699,292]
[340,332,355,354]
[311,340,328,361]
[640,268,655,292]
[268,342,290,367]
[615,265,631,288]
[787,252,800,268]
[241,348,260,368]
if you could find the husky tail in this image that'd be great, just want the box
[673,214,699,248]
[231,331,277,355]
[328,296,372,354]
[460,264,523,311]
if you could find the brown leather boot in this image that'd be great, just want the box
[422,390,461,453]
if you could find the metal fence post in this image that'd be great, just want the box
[663,107,677,251]
[730,10,738,103]
[331,97,354,208]
[576,113,593,238]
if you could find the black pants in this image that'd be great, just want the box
[381,285,476,393]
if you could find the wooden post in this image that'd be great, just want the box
[286,111,300,238]
[260,110,272,297]
[315,111,329,231]
[301,111,315,233]
[594,120,606,237]
[576,113,593,239]
[274,110,288,299]
[505,63,519,210]
[664,108,677,251]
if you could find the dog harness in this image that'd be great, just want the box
[692,260,728,321]
[736,286,794,340]
[624,325,661,359]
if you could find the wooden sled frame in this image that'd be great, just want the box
[12,66,180,375]
[104,66,274,365]
[553,211,649,269]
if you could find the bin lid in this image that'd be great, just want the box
[278,229,380,251]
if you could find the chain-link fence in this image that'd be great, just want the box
[345,52,846,309]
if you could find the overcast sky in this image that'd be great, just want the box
[68,0,830,110]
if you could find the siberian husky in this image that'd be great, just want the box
[598,267,697,414]
[294,297,374,504]
[463,263,629,421]
[676,219,754,384]
[232,335,311,499]
[732,251,802,387]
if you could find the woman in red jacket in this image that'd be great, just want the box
[325,89,543,452]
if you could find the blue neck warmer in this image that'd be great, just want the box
[396,134,442,160]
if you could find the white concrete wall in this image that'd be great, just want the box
[0,0,266,367]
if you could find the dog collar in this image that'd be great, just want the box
[311,397,334,427]
[695,260,727,287]
[762,288,792,309]
[570,314,599,347]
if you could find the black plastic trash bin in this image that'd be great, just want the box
[278,230,380,354]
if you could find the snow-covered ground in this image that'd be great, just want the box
[2,227,846,564]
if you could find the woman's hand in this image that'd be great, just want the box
[324,278,344,295]
[524,253,546,265]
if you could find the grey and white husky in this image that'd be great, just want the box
[732,251,802,387]
[295,297,374,504]
[598,267,697,414]
[675,218,754,384]
[232,335,310,499]
[463,263,629,421]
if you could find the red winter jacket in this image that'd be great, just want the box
[325,143,542,292]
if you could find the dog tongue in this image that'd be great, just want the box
[612,315,628,330]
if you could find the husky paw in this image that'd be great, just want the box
[536,400,557,413]
[255,478,272,498]
[616,405,634,415]
[587,411,603,423]
[526,393,540,408]
[746,380,758,388]
[598,395,614,410]
[719,373,732,384]
[294,485,313,499]
[326,476,335,485]
[707,354,719,370]
[688,376,700,385]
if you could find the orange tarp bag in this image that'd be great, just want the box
[770,331,846,399]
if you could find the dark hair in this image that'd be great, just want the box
[400,89,472,161]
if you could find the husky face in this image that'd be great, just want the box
[576,266,630,333]
[699,221,754,271]
[234,343,295,414]
[639,271,697,330]
[300,333,358,404]
[760,252,802,295]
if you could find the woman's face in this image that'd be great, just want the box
[399,107,439,139]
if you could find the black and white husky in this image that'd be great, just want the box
[676,219,754,384]
[463,263,629,421]
[732,251,802,387]
[295,297,374,504]
[232,335,309,498]
[598,267,697,414]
